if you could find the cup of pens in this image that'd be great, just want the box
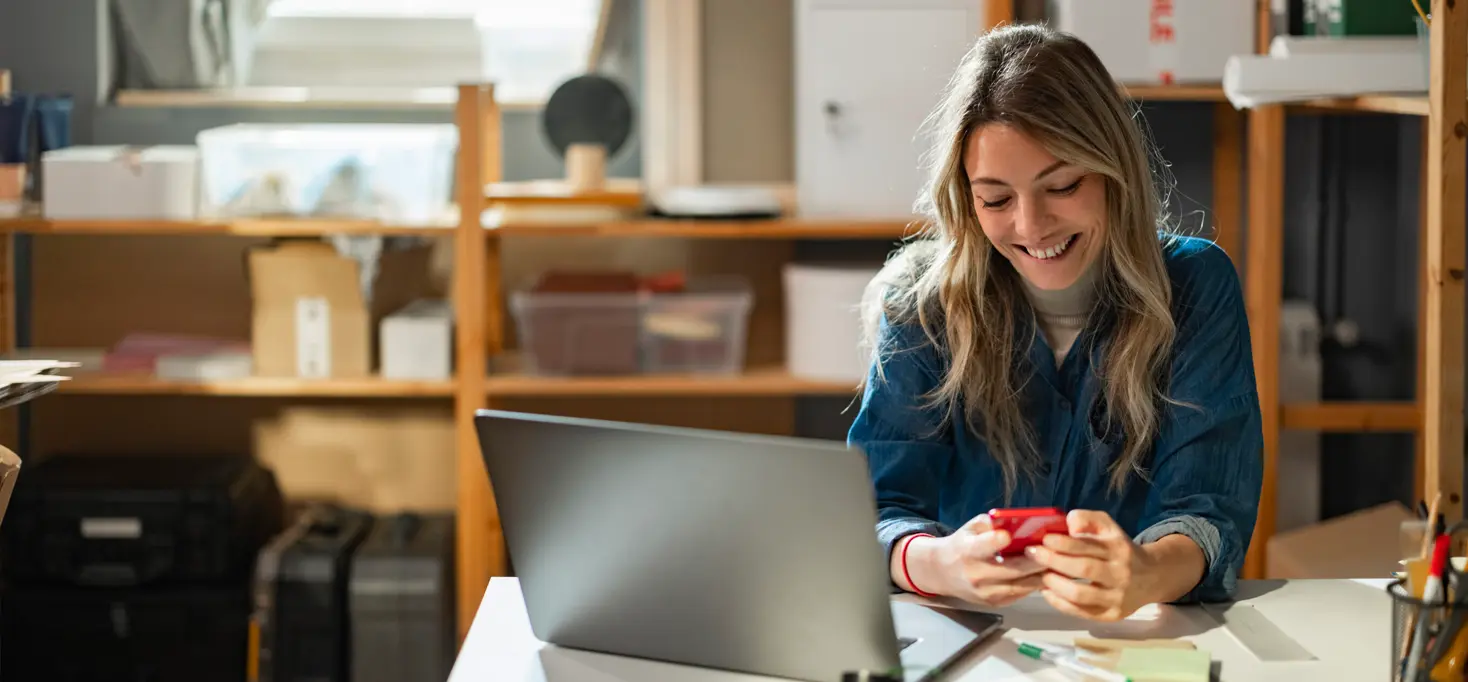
[1389,530,1468,682]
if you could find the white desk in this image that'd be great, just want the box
[449,578,1394,682]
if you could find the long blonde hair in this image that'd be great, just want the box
[862,24,1179,496]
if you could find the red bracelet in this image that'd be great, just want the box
[901,533,938,598]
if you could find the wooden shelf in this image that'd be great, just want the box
[1281,402,1421,432]
[0,217,456,237]
[489,217,929,240]
[1291,95,1429,117]
[58,373,456,397]
[1121,84,1227,101]
[483,366,860,397]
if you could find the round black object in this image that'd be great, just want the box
[541,74,634,159]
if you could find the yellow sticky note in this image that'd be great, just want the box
[1114,648,1211,682]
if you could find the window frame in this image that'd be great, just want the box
[108,0,613,111]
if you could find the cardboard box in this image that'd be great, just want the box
[379,299,453,380]
[1051,1,1255,84]
[253,406,455,513]
[1266,501,1414,579]
[248,241,370,378]
[0,445,18,527]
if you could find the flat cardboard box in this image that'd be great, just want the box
[1266,501,1414,579]
[248,240,370,378]
[0,444,19,527]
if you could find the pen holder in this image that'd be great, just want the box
[1388,578,1468,682]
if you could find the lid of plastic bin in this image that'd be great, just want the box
[541,74,634,160]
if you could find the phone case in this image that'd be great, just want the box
[988,507,1069,555]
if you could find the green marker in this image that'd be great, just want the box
[1016,641,1133,682]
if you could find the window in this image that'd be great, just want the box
[245,0,604,105]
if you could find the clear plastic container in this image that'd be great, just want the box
[509,276,754,376]
[510,291,643,376]
[195,124,457,224]
[641,277,753,375]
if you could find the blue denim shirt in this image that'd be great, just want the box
[849,236,1263,603]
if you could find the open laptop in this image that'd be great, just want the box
[475,409,1002,682]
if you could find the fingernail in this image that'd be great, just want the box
[1025,546,1038,558]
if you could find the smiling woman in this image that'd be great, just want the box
[849,23,1264,623]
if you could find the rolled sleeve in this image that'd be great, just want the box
[1135,513,1228,602]
[847,311,956,587]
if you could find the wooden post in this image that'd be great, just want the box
[1243,105,1285,579]
[1424,0,1467,523]
[1417,122,1429,499]
[1241,0,1282,580]
[453,83,497,640]
[984,0,1014,29]
[1211,102,1243,261]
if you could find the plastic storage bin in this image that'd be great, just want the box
[641,277,753,374]
[195,124,456,224]
[510,276,753,376]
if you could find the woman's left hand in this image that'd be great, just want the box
[1023,510,1157,622]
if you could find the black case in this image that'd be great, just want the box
[253,504,374,682]
[0,583,250,682]
[1,453,284,587]
[349,513,456,682]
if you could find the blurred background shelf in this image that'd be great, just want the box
[58,373,457,397]
[0,217,457,237]
[1121,83,1228,101]
[1291,95,1429,116]
[487,218,928,240]
[483,366,858,397]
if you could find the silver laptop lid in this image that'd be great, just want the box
[475,409,903,681]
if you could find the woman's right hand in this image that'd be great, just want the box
[894,513,1047,607]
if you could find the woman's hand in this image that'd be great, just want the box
[1024,510,1204,622]
[896,513,1046,607]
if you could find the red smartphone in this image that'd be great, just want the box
[988,507,1069,556]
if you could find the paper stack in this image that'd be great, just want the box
[0,359,77,409]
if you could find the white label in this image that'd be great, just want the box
[81,517,142,539]
[296,297,331,378]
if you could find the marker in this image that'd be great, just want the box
[1017,642,1133,682]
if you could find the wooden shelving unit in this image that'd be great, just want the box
[483,366,858,397]
[1241,0,1467,578]
[488,218,928,240]
[0,216,455,237]
[57,374,456,398]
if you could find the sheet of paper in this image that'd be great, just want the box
[1114,648,1212,682]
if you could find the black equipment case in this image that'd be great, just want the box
[349,512,456,682]
[1,453,284,587]
[252,504,374,682]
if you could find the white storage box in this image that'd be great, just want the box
[784,263,880,382]
[41,146,200,220]
[380,299,454,380]
[196,124,457,224]
[1050,1,1255,84]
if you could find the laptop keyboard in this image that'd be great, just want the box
[897,636,918,651]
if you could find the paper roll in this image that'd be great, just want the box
[784,263,881,382]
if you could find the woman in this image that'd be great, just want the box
[850,23,1263,623]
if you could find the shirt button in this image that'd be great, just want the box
[1059,397,1072,411]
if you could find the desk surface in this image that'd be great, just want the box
[449,578,1393,682]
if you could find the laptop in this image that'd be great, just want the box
[474,409,1002,682]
